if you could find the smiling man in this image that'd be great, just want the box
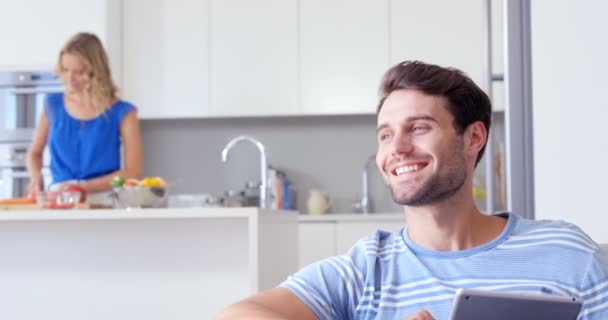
[216,61,608,320]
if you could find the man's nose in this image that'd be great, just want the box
[391,132,414,156]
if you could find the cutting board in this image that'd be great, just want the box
[0,203,91,210]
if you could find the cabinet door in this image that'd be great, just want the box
[335,220,404,254]
[298,222,336,268]
[123,0,210,119]
[0,0,118,69]
[390,0,484,85]
[209,0,298,117]
[299,0,389,115]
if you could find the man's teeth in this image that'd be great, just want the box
[395,164,423,175]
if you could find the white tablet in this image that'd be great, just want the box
[449,288,582,320]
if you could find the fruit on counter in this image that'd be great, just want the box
[140,176,166,188]
[109,176,126,188]
[110,176,167,188]
[123,178,140,187]
[60,184,87,203]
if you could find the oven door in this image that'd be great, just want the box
[0,167,51,198]
[0,71,62,142]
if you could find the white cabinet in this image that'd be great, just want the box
[299,0,389,115]
[209,0,298,117]
[122,0,211,119]
[0,208,298,320]
[298,222,336,268]
[298,214,404,268]
[120,0,499,118]
[0,0,121,75]
[390,0,484,86]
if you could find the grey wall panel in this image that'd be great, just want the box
[140,116,401,214]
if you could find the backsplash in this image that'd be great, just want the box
[140,115,402,214]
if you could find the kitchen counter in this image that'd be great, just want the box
[0,206,293,221]
[0,207,298,320]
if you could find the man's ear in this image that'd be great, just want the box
[464,121,487,160]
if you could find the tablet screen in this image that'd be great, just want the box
[449,289,582,320]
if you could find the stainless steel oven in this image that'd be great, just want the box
[0,142,51,198]
[0,70,60,198]
[0,70,63,142]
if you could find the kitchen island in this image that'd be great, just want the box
[0,207,298,320]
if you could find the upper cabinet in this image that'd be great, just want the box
[209,0,298,117]
[123,0,211,118]
[0,0,121,79]
[121,0,498,118]
[299,0,389,115]
[390,0,484,86]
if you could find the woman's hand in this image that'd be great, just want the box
[402,309,435,320]
[27,173,44,196]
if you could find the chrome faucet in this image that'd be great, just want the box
[221,135,269,208]
[352,154,376,213]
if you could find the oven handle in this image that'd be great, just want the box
[8,87,63,95]
[2,170,31,178]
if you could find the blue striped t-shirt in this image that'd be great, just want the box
[281,213,608,320]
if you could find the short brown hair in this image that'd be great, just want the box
[377,61,492,166]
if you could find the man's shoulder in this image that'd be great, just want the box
[505,214,600,254]
[347,227,408,260]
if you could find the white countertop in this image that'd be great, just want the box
[0,207,297,221]
[0,207,401,222]
[298,212,403,222]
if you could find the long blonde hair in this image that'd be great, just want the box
[55,32,118,113]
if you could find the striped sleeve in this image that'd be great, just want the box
[578,247,608,320]
[280,254,365,320]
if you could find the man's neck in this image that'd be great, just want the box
[404,193,507,252]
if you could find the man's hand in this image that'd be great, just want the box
[403,309,435,320]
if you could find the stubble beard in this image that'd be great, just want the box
[388,141,468,207]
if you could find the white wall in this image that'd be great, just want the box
[532,0,608,243]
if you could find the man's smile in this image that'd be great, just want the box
[390,162,430,176]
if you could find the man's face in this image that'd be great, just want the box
[376,89,468,206]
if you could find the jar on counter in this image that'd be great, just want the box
[223,190,244,207]
[242,181,260,207]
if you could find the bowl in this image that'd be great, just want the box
[111,186,167,209]
[36,191,81,209]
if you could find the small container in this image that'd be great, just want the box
[37,191,81,209]
[243,181,260,207]
[307,189,331,215]
[223,190,244,207]
[168,194,218,208]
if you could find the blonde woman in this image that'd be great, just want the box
[27,32,142,202]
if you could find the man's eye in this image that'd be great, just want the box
[412,125,429,133]
[379,133,392,141]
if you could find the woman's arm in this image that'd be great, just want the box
[79,109,142,192]
[26,111,50,195]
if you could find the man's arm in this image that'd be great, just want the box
[215,287,319,320]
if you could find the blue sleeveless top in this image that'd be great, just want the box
[44,93,137,184]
